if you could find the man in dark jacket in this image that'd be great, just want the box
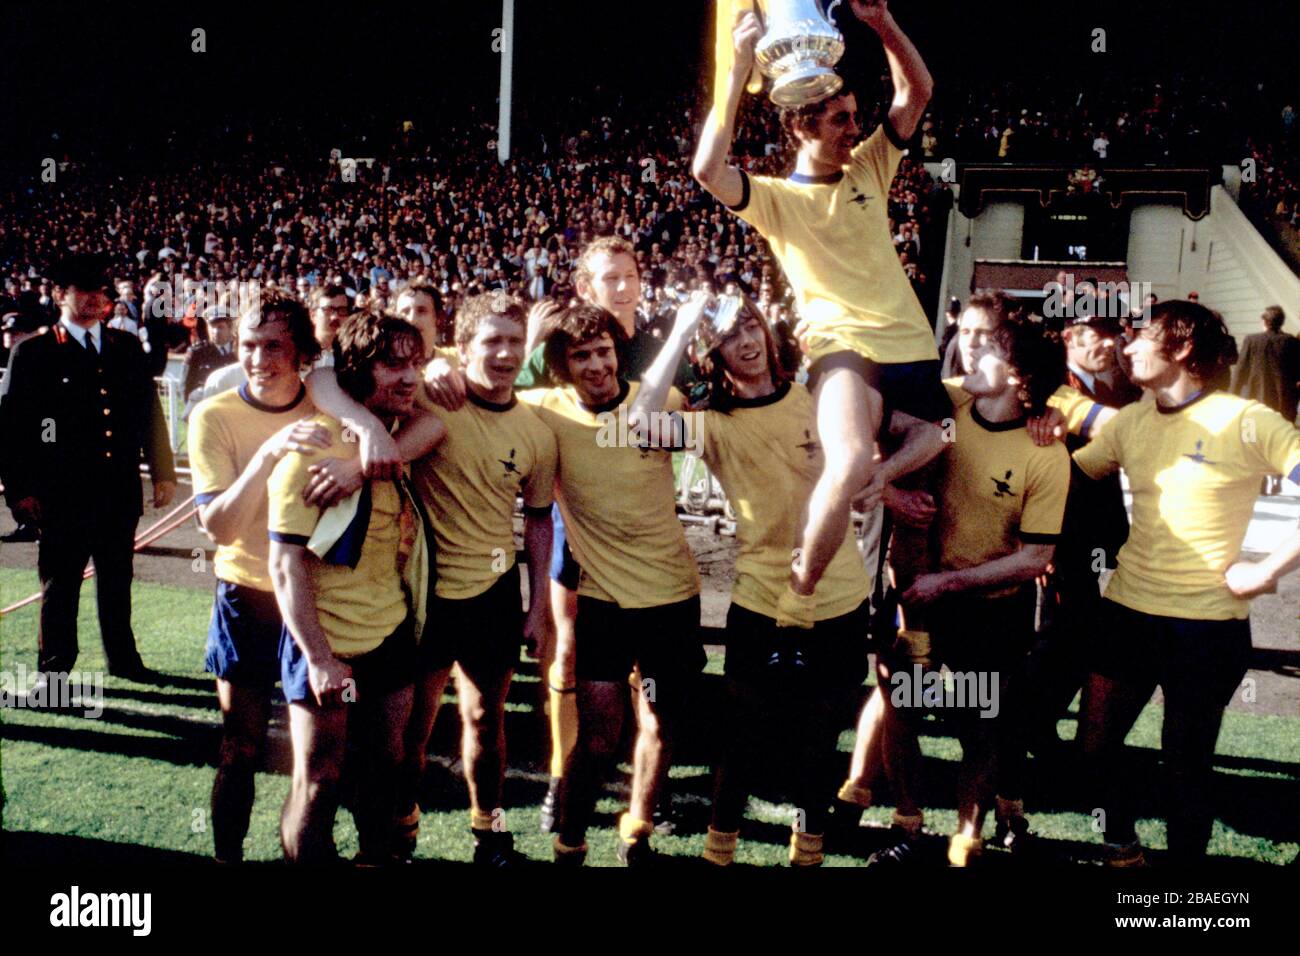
[1232,306,1300,493]
[0,254,177,683]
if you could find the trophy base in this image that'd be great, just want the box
[770,68,843,108]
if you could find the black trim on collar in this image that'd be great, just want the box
[1155,389,1210,415]
[726,169,752,213]
[466,388,517,413]
[882,115,909,151]
[789,170,844,185]
[971,404,1026,432]
[730,380,791,409]
[239,382,307,413]
[580,378,630,415]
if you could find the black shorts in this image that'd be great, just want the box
[574,595,704,705]
[806,354,952,432]
[926,586,1038,675]
[204,580,283,690]
[280,616,417,706]
[1090,599,1252,706]
[723,601,871,696]
[420,564,524,676]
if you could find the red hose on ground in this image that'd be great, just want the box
[0,495,199,616]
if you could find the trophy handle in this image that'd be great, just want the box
[824,0,842,24]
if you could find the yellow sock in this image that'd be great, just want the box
[789,831,824,867]
[470,808,496,832]
[948,832,982,867]
[547,661,578,779]
[836,781,873,809]
[892,810,924,840]
[775,585,816,629]
[619,813,655,844]
[703,827,739,866]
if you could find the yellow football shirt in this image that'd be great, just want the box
[1073,391,1300,620]
[730,125,939,366]
[696,382,869,621]
[936,381,1070,595]
[520,381,700,609]
[413,388,558,599]
[189,383,316,591]
[267,415,409,656]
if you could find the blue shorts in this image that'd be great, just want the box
[806,354,952,432]
[548,503,581,590]
[279,616,418,706]
[204,580,284,690]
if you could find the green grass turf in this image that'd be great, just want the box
[2,567,1297,866]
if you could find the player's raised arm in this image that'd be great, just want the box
[693,10,762,207]
[628,291,709,437]
[852,0,933,140]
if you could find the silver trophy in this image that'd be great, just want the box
[754,0,846,107]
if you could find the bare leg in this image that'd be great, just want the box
[281,701,348,863]
[793,368,882,595]
[211,679,270,862]
[455,661,514,823]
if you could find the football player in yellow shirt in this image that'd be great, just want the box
[190,298,334,863]
[269,315,431,864]
[695,1,947,619]
[877,293,1070,867]
[521,304,703,865]
[633,292,872,866]
[1073,301,1300,866]
[401,293,556,865]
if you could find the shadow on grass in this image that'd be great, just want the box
[3,831,208,865]
[6,655,1298,865]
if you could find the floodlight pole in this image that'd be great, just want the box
[497,0,513,165]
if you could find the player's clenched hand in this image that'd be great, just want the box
[851,0,893,30]
[732,10,762,77]
[884,486,936,528]
[1224,560,1277,599]
[303,456,365,508]
[423,358,468,411]
[308,655,353,707]
[523,602,553,660]
[264,419,333,462]
[901,572,950,607]
[358,426,402,481]
[1027,407,1066,447]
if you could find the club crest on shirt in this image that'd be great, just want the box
[1182,440,1218,466]
[990,470,1015,497]
[499,447,522,482]
[796,429,821,459]
[848,187,873,208]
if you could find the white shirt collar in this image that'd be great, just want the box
[1068,362,1095,393]
[60,316,102,349]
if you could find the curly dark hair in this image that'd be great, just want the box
[541,303,628,385]
[1148,300,1239,390]
[241,289,321,368]
[334,311,424,403]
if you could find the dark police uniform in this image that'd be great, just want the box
[0,318,175,676]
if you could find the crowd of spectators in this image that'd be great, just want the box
[0,89,951,374]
